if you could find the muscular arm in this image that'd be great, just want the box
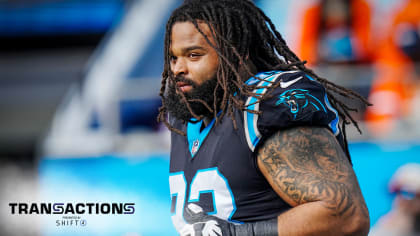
[257,126,370,236]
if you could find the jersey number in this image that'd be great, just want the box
[169,168,236,231]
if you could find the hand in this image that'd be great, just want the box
[180,203,278,236]
[180,203,234,236]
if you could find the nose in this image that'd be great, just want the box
[172,58,187,76]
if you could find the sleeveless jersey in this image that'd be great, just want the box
[169,70,345,232]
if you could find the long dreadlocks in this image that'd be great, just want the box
[157,0,370,156]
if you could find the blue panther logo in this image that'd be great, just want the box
[275,89,327,120]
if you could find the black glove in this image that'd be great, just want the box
[180,203,278,236]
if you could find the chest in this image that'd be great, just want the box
[169,112,271,218]
[170,113,260,185]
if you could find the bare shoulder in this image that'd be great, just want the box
[256,126,369,218]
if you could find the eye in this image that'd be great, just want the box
[188,53,202,59]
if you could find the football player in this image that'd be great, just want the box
[158,0,370,235]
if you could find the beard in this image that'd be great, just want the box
[163,75,223,123]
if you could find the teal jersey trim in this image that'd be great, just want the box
[187,118,216,158]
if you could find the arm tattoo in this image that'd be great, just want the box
[257,127,369,218]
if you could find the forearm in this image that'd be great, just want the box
[275,201,367,236]
[232,201,365,236]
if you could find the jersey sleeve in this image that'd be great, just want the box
[243,70,340,151]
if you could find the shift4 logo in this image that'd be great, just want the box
[56,216,87,227]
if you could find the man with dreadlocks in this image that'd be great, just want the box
[158,0,370,235]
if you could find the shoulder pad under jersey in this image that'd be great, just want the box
[243,70,340,151]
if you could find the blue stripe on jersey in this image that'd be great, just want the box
[324,94,340,135]
[244,73,279,151]
[244,70,300,151]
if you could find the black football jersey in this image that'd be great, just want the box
[168,70,344,232]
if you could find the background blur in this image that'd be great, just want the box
[0,0,419,235]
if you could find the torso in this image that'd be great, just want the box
[169,108,290,231]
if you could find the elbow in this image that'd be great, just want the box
[341,209,370,236]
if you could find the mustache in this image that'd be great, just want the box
[173,75,196,87]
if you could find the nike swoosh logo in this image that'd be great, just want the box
[280,76,303,88]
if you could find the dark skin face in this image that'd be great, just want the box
[163,21,223,122]
[170,21,219,93]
